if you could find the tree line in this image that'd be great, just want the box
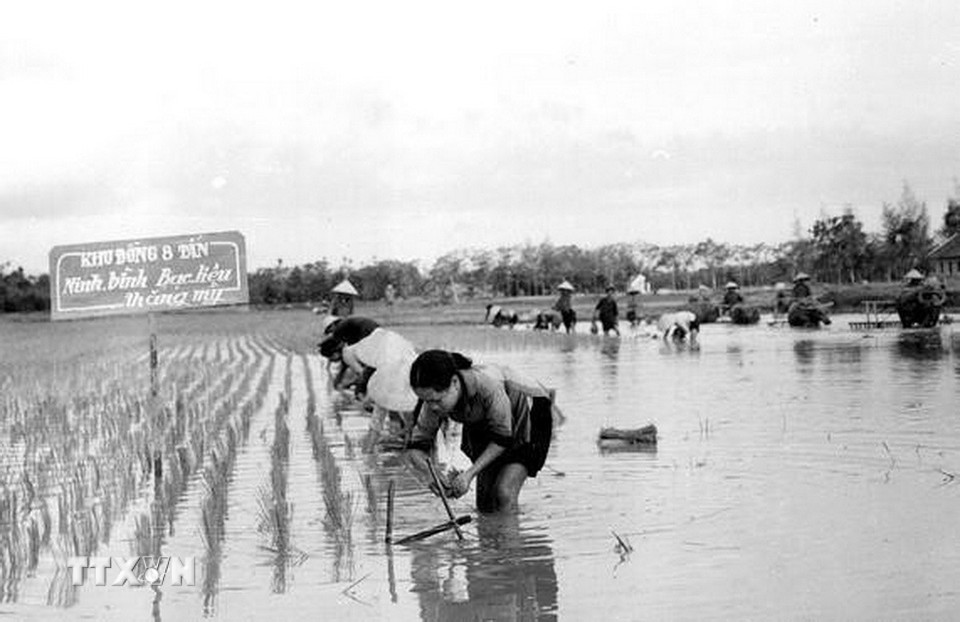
[3,182,959,314]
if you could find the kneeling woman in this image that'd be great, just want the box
[404,350,554,513]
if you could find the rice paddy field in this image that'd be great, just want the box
[2,307,960,621]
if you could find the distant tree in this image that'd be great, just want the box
[693,238,730,289]
[940,198,960,239]
[810,209,868,283]
[248,267,285,305]
[881,182,932,279]
[353,259,423,299]
[938,177,960,239]
[785,219,815,281]
[0,264,49,312]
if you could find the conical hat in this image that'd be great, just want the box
[331,279,359,296]
[557,280,574,291]
[904,269,923,280]
[793,272,810,282]
[725,281,738,289]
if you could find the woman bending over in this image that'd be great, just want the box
[404,350,554,513]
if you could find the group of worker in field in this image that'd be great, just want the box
[318,279,553,514]
[317,267,946,514]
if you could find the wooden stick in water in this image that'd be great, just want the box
[385,480,395,544]
[393,516,472,546]
[426,459,464,540]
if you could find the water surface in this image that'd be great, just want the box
[1,313,959,620]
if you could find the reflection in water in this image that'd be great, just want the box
[559,334,578,354]
[598,441,658,456]
[793,339,816,366]
[409,513,558,621]
[896,331,945,360]
[658,336,700,355]
[599,337,620,359]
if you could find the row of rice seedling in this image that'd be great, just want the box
[198,346,274,613]
[146,335,274,540]
[303,357,361,582]
[0,325,281,606]
[0,311,361,610]
[255,355,312,594]
[0,368,153,602]
[45,333,277,609]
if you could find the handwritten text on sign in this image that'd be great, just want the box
[50,231,249,320]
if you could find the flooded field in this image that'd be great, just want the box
[1,311,959,620]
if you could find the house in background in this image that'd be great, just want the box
[928,234,960,283]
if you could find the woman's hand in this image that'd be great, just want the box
[446,469,473,498]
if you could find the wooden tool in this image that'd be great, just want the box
[426,459,464,541]
[393,516,472,545]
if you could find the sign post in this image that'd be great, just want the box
[49,230,250,480]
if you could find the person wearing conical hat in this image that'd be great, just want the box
[792,272,812,299]
[552,280,577,333]
[331,279,358,317]
[903,269,924,287]
[721,281,744,312]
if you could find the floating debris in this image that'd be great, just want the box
[598,424,658,446]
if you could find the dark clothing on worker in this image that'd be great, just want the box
[595,296,619,331]
[408,365,553,477]
[553,292,576,332]
[792,281,811,299]
[775,290,791,314]
[327,316,378,342]
[722,290,744,307]
[319,316,379,357]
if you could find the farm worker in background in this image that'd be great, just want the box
[384,282,396,308]
[657,310,700,341]
[721,281,744,313]
[903,269,924,288]
[318,315,380,387]
[696,284,712,302]
[318,316,419,427]
[625,286,641,328]
[404,350,554,513]
[774,282,791,315]
[792,273,812,299]
[330,279,359,317]
[552,280,577,333]
[591,286,620,336]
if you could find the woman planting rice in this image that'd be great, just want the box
[318,316,418,426]
[403,350,554,513]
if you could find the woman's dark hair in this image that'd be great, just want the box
[409,349,473,391]
[318,335,342,358]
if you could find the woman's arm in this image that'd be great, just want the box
[340,345,365,375]
[401,402,444,489]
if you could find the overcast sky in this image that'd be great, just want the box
[3,0,960,274]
